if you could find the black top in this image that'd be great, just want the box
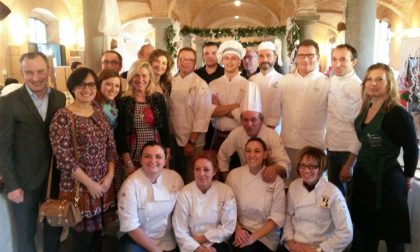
[382,105,419,177]
[195,64,224,84]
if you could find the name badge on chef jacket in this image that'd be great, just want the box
[320,195,330,208]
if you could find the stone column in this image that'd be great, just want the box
[182,34,192,48]
[193,36,205,67]
[83,0,105,72]
[294,14,320,40]
[345,0,376,77]
[148,17,172,51]
[279,33,290,73]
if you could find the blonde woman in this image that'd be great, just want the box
[350,63,418,252]
[115,60,170,177]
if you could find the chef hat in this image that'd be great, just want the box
[217,40,246,62]
[258,41,276,52]
[1,83,22,96]
[241,81,262,113]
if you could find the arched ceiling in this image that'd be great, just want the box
[116,0,417,33]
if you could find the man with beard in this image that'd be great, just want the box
[250,41,284,130]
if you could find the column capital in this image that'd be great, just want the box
[148,17,173,50]
[294,14,320,24]
[148,17,172,29]
[294,14,320,40]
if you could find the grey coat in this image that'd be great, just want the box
[0,85,65,192]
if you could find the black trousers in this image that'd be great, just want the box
[350,225,405,252]
[11,187,62,252]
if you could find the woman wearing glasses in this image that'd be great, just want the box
[226,137,285,252]
[281,146,352,252]
[50,68,118,251]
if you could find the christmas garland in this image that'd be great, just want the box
[165,23,178,58]
[165,20,300,57]
[180,26,287,39]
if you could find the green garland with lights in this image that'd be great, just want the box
[180,26,287,39]
[165,20,300,57]
[165,23,178,58]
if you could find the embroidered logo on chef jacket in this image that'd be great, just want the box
[366,133,383,147]
[320,196,330,208]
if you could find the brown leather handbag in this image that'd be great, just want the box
[39,110,82,227]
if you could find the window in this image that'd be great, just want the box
[373,19,391,64]
[29,18,47,44]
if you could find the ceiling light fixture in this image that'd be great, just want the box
[234,1,241,7]
[235,16,239,19]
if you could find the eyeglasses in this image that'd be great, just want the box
[179,57,195,63]
[243,55,257,60]
[297,163,319,171]
[101,60,120,66]
[296,54,317,60]
[77,82,96,90]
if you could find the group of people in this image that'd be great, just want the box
[0,36,418,252]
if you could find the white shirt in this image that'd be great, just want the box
[170,72,214,147]
[250,69,284,124]
[217,124,290,175]
[172,181,237,252]
[268,71,329,149]
[326,70,362,154]
[118,169,184,251]
[209,74,248,131]
[226,165,285,251]
[282,178,353,252]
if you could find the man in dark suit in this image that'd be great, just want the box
[0,51,66,252]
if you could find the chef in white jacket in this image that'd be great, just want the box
[282,146,352,252]
[173,151,237,252]
[118,141,184,252]
[226,137,285,252]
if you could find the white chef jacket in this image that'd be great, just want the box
[172,180,237,252]
[282,178,353,252]
[217,124,290,175]
[267,71,329,149]
[225,165,285,251]
[250,69,284,125]
[326,70,362,154]
[209,74,248,131]
[170,72,215,147]
[118,168,184,251]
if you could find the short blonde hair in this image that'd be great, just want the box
[124,60,156,97]
[360,63,400,113]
